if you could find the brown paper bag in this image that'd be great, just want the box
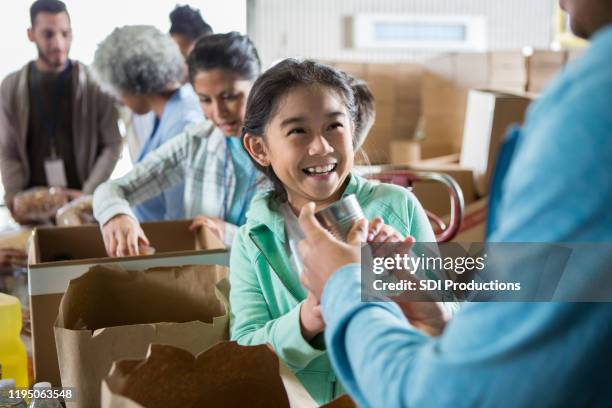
[101,342,320,408]
[321,395,359,407]
[54,264,229,407]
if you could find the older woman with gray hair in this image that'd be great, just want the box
[92,25,203,221]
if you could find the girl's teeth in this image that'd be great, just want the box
[306,164,335,174]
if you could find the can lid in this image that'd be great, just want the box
[0,378,16,389]
[33,382,52,390]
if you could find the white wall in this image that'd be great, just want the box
[0,0,247,79]
[247,0,556,68]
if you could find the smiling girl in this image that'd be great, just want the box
[230,59,436,404]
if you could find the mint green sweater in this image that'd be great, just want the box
[229,174,435,404]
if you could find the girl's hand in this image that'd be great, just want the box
[189,215,225,243]
[299,291,326,341]
[367,216,404,243]
[102,214,150,257]
[298,202,367,299]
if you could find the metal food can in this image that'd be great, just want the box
[315,194,365,242]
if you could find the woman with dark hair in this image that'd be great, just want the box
[169,4,213,58]
[92,25,204,222]
[93,32,262,254]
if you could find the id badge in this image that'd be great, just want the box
[44,158,68,187]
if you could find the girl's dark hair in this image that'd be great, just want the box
[169,5,212,42]
[187,32,261,82]
[241,58,358,202]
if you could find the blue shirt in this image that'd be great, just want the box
[321,24,612,408]
[133,84,203,221]
[225,136,258,226]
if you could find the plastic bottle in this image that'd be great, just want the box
[0,293,28,388]
[27,382,61,408]
[0,378,27,407]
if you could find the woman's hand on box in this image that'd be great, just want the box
[102,214,150,257]
[189,216,225,243]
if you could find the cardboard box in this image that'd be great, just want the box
[527,50,567,93]
[449,198,488,242]
[332,62,367,80]
[396,64,424,103]
[455,53,490,88]
[424,53,489,89]
[488,51,527,88]
[422,85,468,117]
[364,76,395,104]
[390,140,421,165]
[408,164,477,217]
[566,48,586,62]
[421,115,466,158]
[424,54,456,79]
[460,90,532,196]
[421,68,470,157]
[28,220,228,386]
[395,100,421,134]
[420,142,461,160]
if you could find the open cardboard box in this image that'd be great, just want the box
[460,89,532,196]
[27,220,228,386]
[408,163,478,217]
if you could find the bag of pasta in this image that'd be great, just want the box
[55,195,95,226]
[12,187,69,224]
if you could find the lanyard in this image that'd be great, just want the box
[221,138,257,225]
[221,138,230,220]
[30,61,71,158]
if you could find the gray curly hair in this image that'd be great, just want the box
[93,25,185,95]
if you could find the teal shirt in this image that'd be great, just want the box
[229,174,435,405]
[321,24,612,408]
[226,136,257,226]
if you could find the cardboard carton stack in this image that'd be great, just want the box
[488,51,528,93]
[420,53,489,159]
[460,90,532,196]
[527,50,568,93]
[566,48,586,62]
[333,62,423,164]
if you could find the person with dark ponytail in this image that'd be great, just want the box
[93,32,262,254]
[169,4,213,58]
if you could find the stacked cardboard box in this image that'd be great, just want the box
[566,48,586,62]
[333,62,423,164]
[420,53,489,159]
[488,51,528,93]
[460,90,532,196]
[527,50,567,93]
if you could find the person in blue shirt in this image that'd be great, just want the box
[92,25,204,222]
[295,0,612,406]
